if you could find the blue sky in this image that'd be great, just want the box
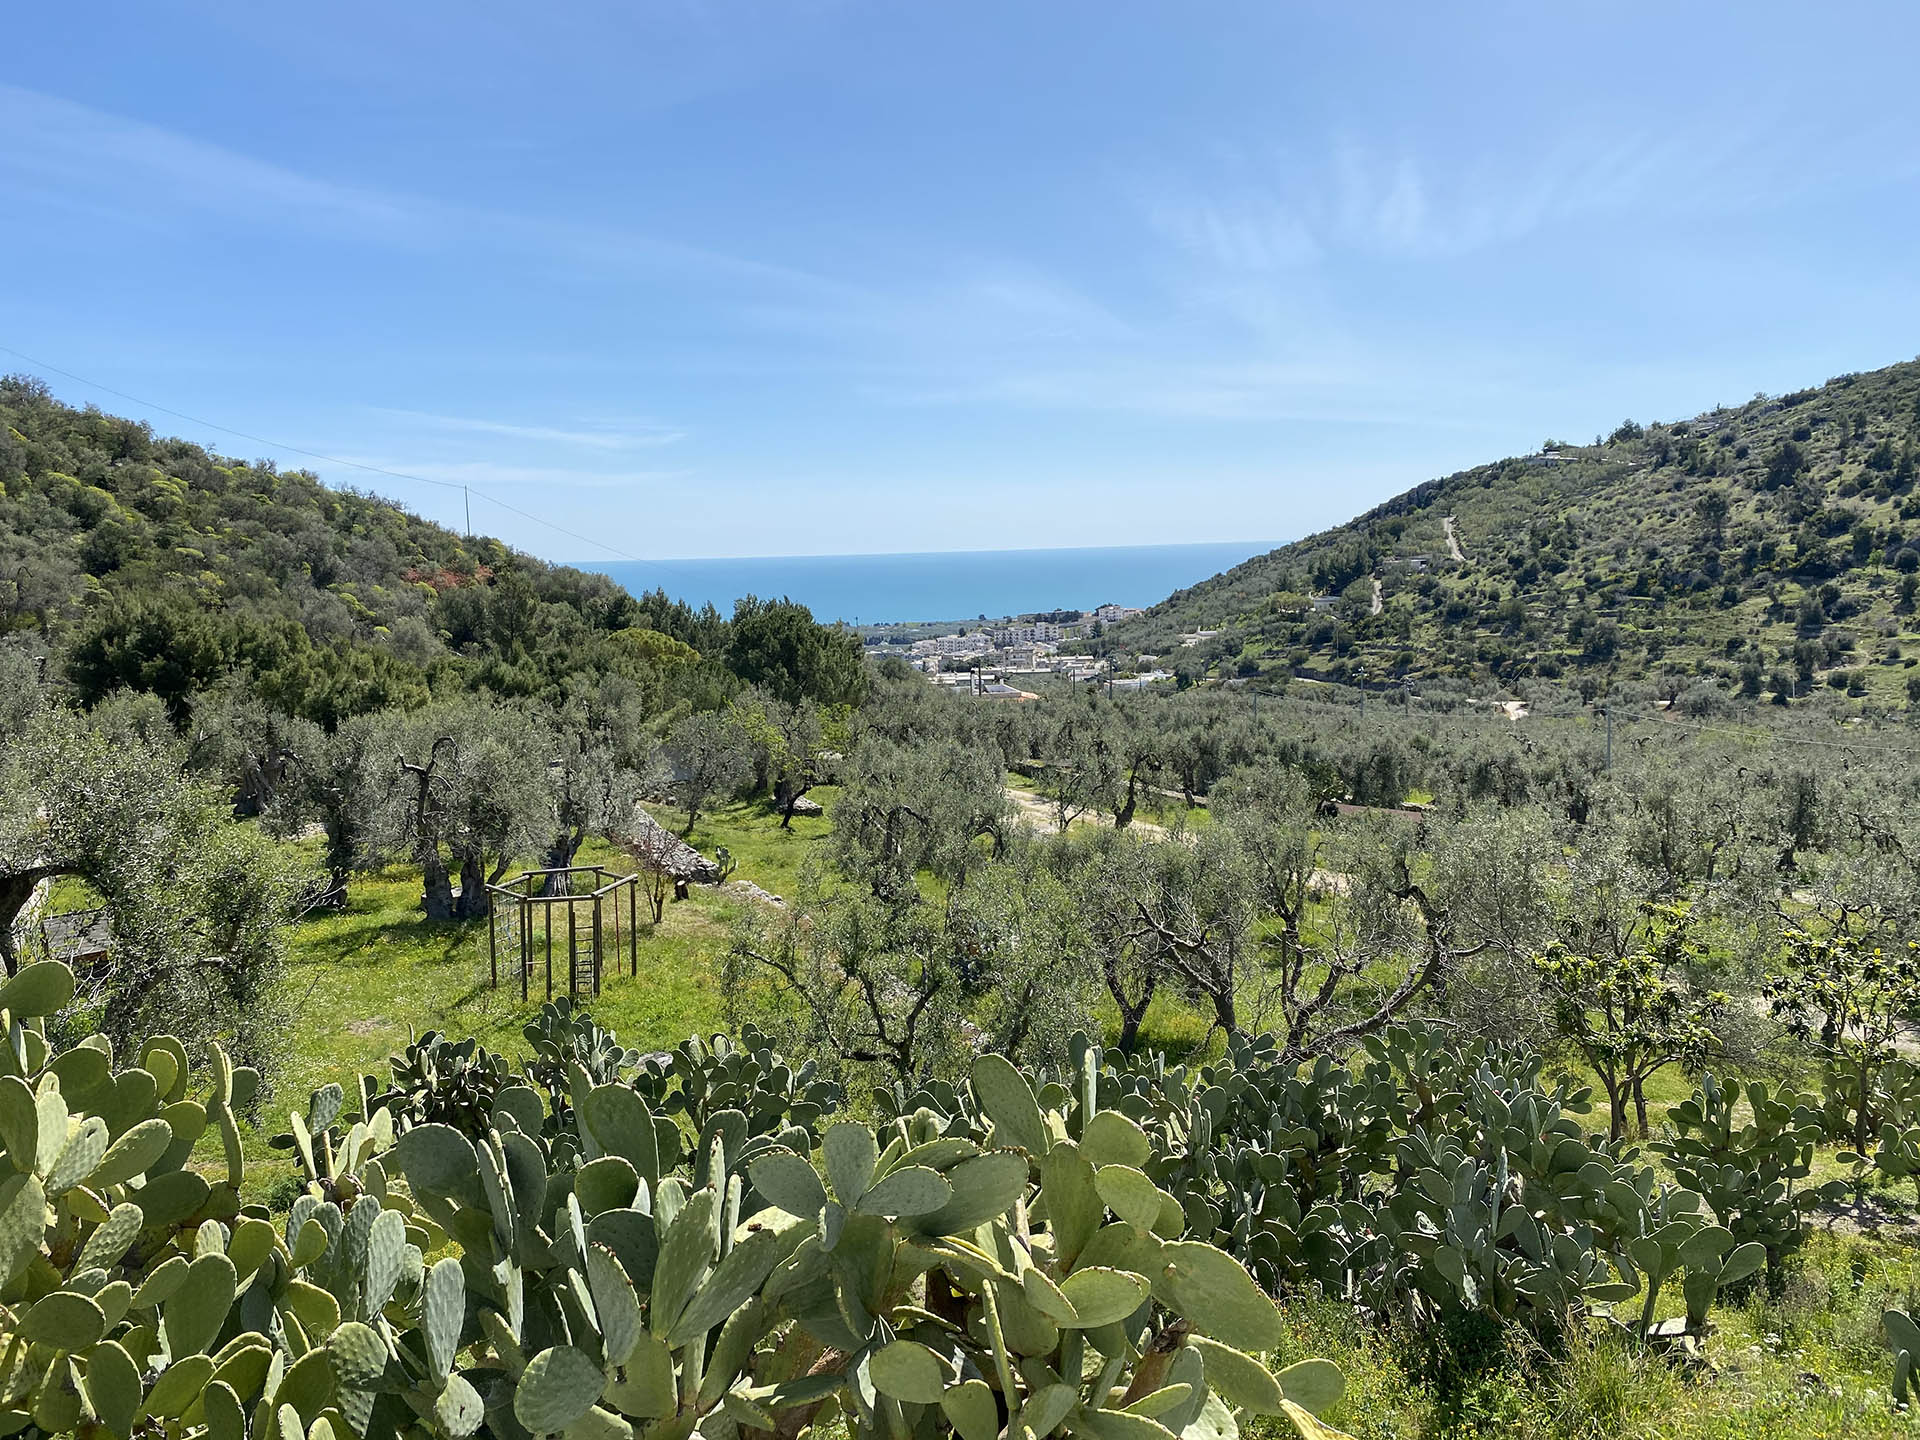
[4,2,1919,565]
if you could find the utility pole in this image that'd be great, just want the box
[463,485,471,537]
[1599,704,1613,770]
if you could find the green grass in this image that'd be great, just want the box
[1257,1230,1920,1439]
[263,795,838,1103]
[243,808,834,1194]
[643,785,838,902]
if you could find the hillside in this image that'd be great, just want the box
[1123,358,1920,707]
[0,375,861,726]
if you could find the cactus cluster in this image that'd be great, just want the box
[373,1034,514,1138]
[630,1030,842,1143]
[1025,1024,1835,1355]
[1658,1072,1842,1270]
[522,999,646,1121]
[0,959,1350,1440]
[0,957,435,1440]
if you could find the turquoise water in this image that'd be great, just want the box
[577,541,1281,624]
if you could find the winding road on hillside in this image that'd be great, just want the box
[1442,515,1467,562]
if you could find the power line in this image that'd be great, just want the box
[0,343,685,574]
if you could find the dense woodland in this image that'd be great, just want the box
[12,376,1920,1437]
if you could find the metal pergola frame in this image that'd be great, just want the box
[485,865,639,1001]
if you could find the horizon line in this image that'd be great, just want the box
[568,537,1288,568]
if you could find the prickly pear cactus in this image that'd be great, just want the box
[372,1030,513,1137]
[1659,1072,1842,1270]
[522,997,643,1123]
[0,959,452,1440]
[380,1040,1353,1440]
[1,959,1349,1440]
[1885,1308,1920,1405]
[630,1026,843,1144]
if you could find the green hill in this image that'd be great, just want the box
[1123,357,1920,706]
[0,374,860,726]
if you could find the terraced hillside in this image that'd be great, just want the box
[1123,358,1920,706]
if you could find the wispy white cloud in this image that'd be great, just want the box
[1135,187,1320,273]
[0,84,424,239]
[0,83,851,298]
[741,261,1134,352]
[1133,117,1852,270]
[325,456,690,490]
[370,408,685,449]
[864,357,1498,427]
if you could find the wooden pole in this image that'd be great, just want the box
[592,895,603,995]
[487,890,497,990]
[545,899,553,1001]
[629,876,637,977]
[519,895,528,1002]
[567,900,578,999]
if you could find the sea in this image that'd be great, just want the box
[577,541,1281,626]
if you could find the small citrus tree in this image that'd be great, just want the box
[1535,903,1726,1140]
[1763,922,1920,1153]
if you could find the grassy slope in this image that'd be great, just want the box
[1123,358,1920,700]
[243,801,829,1183]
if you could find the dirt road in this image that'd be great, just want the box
[1006,785,1167,837]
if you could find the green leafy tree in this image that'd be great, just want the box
[1535,903,1726,1140]
[828,734,1008,900]
[371,698,551,919]
[664,708,752,836]
[66,593,230,725]
[1763,921,1920,1153]
[0,707,302,1071]
[729,857,961,1079]
[727,595,868,707]
[732,691,844,827]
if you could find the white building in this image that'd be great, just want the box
[934,632,992,659]
[994,621,1069,646]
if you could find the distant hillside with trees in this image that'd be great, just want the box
[0,374,864,725]
[1122,357,1920,708]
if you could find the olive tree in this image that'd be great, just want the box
[540,699,661,888]
[370,697,552,919]
[1055,828,1161,1051]
[828,734,1009,901]
[664,708,752,836]
[1103,768,1489,1054]
[732,691,842,827]
[729,855,963,1080]
[0,707,303,1074]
